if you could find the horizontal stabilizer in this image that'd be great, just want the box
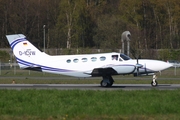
[24,67,42,72]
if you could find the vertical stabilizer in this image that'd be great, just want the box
[6,34,48,70]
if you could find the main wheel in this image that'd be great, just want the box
[108,81,113,87]
[151,81,158,87]
[100,80,108,87]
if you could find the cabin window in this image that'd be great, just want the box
[66,59,71,63]
[73,58,79,63]
[112,55,118,61]
[82,58,88,62]
[100,56,106,61]
[91,57,97,62]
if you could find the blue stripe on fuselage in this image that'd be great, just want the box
[16,57,74,72]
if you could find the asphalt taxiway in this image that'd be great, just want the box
[0,84,180,90]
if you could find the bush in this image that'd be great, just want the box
[0,50,10,62]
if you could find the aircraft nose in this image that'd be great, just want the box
[145,60,173,71]
[159,61,173,70]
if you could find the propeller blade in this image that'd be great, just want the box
[135,55,143,76]
[144,64,147,75]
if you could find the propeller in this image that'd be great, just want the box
[144,63,147,75]
[130,48,143,76]
[135,55,143,76]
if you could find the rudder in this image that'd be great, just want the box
[6,34,48,70]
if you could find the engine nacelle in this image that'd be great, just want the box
[134,73,154,77]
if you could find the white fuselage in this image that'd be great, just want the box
[6,34,172,78]
[6,34,173,87]
[16,52,171,77]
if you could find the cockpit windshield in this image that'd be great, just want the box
[120,54,131,61]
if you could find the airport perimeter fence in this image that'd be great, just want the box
[0,62,34,76]
[0,62,58,77]
[0,62,180,77]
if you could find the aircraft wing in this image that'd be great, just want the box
[90,68,118,77]
[84,64,136,77]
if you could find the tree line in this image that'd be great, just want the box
[1,0,180,52]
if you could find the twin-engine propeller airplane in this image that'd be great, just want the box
[6,34,172,87]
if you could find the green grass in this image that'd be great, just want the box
[0,68,180,119]
[0,67,180,84]
[1,68,180,84]
[1,67,180,77]
[0,78,180,85]
[0,90,180,120]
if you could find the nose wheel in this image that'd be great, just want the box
[151,80,158,87]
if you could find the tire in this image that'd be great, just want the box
[100,80,108,87]
[151,81,158,87]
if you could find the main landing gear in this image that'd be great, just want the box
[100,75,114,87]
[151,75,158,87]
[100,75,158,87]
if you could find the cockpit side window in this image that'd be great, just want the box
[112,55,118,61]
[120,54,131,61]
[119,58,123,61]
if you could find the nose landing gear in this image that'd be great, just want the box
[151,75,158,87]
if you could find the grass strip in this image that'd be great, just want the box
[0,78,180,84]
[0,89,180,120]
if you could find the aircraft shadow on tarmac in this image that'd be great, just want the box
[97,84,172,89]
